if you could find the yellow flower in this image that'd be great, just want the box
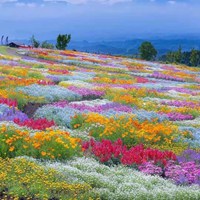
[9,146,15,152]
[41,151,47,156]
[5,138,13,145]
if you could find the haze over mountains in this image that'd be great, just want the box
[67,37,200,56]
[15,35,200,56]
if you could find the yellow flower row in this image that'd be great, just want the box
[0,126,81,160]
[85,113,184,146]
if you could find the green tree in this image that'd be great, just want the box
[166,51,176,63]
[30,35,40,48]
[174,46,182,63]
[190,48,200,66]
[139,41,157,61]
[41,41,54,49]
[56,34,71,50]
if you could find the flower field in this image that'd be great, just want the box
[0,48,200,199]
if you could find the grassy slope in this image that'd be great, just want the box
[0,46,8,55]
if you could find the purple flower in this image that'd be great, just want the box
[138,161,163,175]
[165,161,200,186]
[177,149,200,164]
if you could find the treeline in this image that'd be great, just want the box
[159,47,200,67]
[30,34,71,50]
[137,41,200,67]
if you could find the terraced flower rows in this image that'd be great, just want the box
[0,48,200,199]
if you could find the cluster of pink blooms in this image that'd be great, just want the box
[138,161,163,175]
[0,98,17,107]
[14,118,55,130]
[51,101,133,113]
[165,112,194,121]
[37,80,55,85]
[49,69,70,74]
[165,161,200,185]
[162,100,200,108]
[68,86,105,98]
[149,72,185,82]
[82,139,176,166]
[82,139,200,186]
[136,77,150,83]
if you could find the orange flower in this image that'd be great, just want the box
[33,143,41,149]
[9,146,15,152]
[41,151,47,156]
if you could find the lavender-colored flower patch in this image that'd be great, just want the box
[0,104,28,122]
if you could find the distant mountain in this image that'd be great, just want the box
[68,39,200,56]
[15,38,200,56]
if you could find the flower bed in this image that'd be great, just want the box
[0,48,200,198]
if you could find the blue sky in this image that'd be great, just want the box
[0,0,199,41]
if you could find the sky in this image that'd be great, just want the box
[0,0,200,41]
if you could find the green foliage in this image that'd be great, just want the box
[30,35,40,48]
[41,41,54,49]
[165,47,182,64]
[174,46,182,63]
[160,48,200,67]
[0,46,8,55]
[166,51,176,63]
[56,34,71,50]
[27,71,44,79]
[139,41,157,61]
[33,64,45,69]
[190,48,200,66]
[7,90,31,110]
[71,114,85,130]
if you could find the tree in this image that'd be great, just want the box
[1,35,4,45]
[30,35,40,48]
[190,48,200,67]
[41,41,54,49]
[166,51,176,63]
[5,36,8,45]
[56,34,71,50]
[139,41,157,61]
[174,46,182,63]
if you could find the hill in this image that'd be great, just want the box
[0,47,200,199]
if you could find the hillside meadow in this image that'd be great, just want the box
[0,47,200,200]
